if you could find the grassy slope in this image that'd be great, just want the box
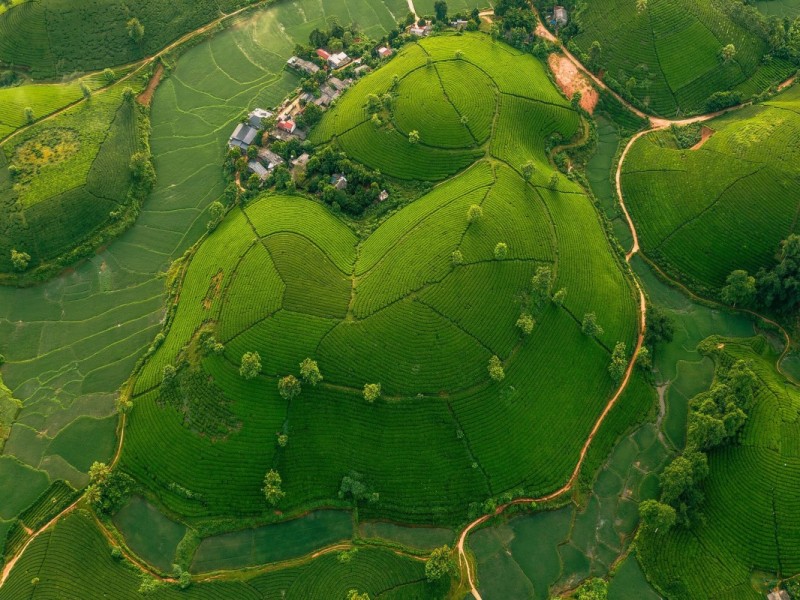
[621,84,800,292]
[119,34,639,527]
[571,0,795,116]
[637,336,800,599]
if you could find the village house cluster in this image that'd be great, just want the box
[227,41,397,187]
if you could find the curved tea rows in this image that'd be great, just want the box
[118,35,639,527]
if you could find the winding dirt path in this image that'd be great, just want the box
[456,15,797,597]
[3,7,798,595]
[406,0,418,21]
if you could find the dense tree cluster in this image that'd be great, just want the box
[338,471,379,504]
[304,146,386,216]
[646,353,758,529]
[722,235,800,315]
[86,461,134,515]
[425,546,456,582]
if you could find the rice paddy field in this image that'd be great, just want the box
[570,0,796,116]
[0,509,436,599]
[621,84,800,292]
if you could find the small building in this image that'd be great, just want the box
[328,77,349,92]
[292,153,310,170]
[410,24,432,37]
[450,19,469,30]
[287,56,320,75]
[354,64,371,77]
[330,174,347,190]
[553,5,568,26]
[228,123,259,152]
[768,591,790,600]
[277,119,297,134]
[300,91,315,104]
[379,189,389,202]
[247,108,273,130]
[377,46,393,59]
[248,160,269,181]
[328,52,351,69]
[258,148,285,170]
[316,48,331,60]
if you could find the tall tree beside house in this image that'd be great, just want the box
[434,0,448,22]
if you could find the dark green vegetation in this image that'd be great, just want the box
[0,0,257,79]
[118,34,638,530]
[622,85,800,296]
[543,0,798,116]
[638,337,800,599]
[0,83,153,280]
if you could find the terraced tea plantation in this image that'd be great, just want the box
[569,0,795,115]
[621,84,800,291]
[0,81,147,278]
[638,337,800,599]
[119,34,639,528]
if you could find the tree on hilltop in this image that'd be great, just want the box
[488,355,505,381]
[588,41,602,71]
[638,500,676,535]
[239,351,261,380]
[636,0,648,13]
[425,545,456,582]
[347,591,370,600]
[582,312,604,337]
[467,204,483,223]
[408,130,420,144]
[363,383,381,403]
[23,107,34,124]
[494,242,508,260]
[299,358,323,386]
[522,160,535,182]
[263,469,285,505]
[278,375,301,400]
[10,249,30,272]
[127,18,145,44]
[608,341,627,382]
[720,44,736,62]
[531,266,552,307]
[451,249,464,266]
[721,269,755,307]
[516,313,535,335]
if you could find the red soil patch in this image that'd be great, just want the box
[138,64,164,106]
[547,53,599,114]
[690,125,715,150]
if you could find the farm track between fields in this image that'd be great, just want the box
[455,11,798,598]
[2,7,798,597]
